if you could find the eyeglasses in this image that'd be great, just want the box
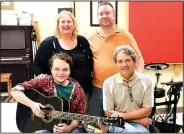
[127,84,134,102]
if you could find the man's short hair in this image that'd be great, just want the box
[49,53,72,68]
[98,1,115,11]
[113,45,137,63]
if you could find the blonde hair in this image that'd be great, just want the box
[55,10,78,39]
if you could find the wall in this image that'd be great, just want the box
[75,2,129,38]
[13,2,74,41]
[6,2,128,41]
[129,2,183,63]
[2,2,183,108]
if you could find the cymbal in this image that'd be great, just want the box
[144,63,169,70]
[160,81,183,86]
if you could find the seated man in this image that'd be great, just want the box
[101,45,153,133]
[11,53,86,133]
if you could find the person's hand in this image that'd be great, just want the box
[36,74,47,79]
[100,123,108,133]
[136,118,152,126]
[110,111,121,117]
[30,102,45,118]
[53,123,72,133]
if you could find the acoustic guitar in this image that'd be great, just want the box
[16,88,125,133]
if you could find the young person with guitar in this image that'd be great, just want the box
[11,53,86,133]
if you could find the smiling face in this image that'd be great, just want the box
[116,52,136,79]
[97,4,115,27]
[51,58,70,85]
[58,12,75,37]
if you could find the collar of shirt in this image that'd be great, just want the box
[96,26,124,37]
[115,72,136,84]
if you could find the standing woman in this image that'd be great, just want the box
[33,10,93,98]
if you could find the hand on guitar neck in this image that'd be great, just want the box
[54,123,72,133]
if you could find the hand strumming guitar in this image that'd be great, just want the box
[30,101,45,118]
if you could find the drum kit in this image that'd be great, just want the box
[144,63,183,133]
[145,63,169,98]
[145,63,182,98]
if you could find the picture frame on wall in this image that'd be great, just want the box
[1,1,14,10]
[58,2,75,16]
[90,1,118,26]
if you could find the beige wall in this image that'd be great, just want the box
[75,2,129,39]
[9,2,129,40]
[13,2,75,41]
[2,2,183,107]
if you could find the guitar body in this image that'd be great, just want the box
[16,88,69,133]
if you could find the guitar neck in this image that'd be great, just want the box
[51,111,104,123]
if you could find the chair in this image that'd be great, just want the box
[0,73,12,99]
[149,124,160,133]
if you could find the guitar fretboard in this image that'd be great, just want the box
[51,111,104,123]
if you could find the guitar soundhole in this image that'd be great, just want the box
[43,107,52,120]
[41,104,55,123]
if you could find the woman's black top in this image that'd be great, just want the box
[33,35,93,93]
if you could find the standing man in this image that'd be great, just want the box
[88,1,144,117]
[102,45,153,132]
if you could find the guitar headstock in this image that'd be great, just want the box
[100,116,125,128]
